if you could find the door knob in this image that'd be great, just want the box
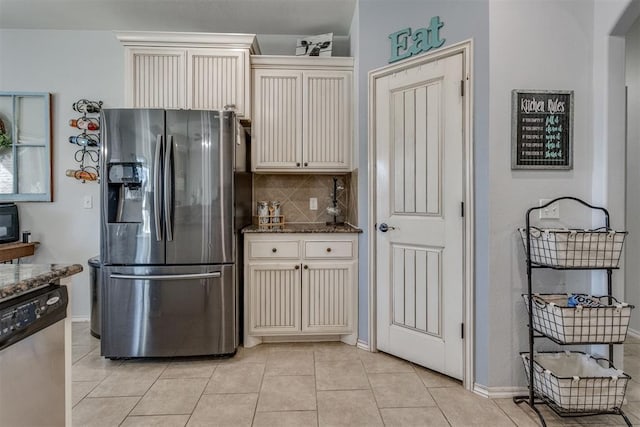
[378,223,396,232]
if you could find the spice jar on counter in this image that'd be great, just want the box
[257,201,269,225]
[270,201,281,224]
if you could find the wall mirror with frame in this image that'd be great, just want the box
[0,92,52,202]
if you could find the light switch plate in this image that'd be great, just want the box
[539,199,559,219]
[310,198,318,211]
[83,195,93,209]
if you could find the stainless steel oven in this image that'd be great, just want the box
[0,285,68,426]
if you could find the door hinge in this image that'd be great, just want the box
[461,323,465,339]
[460,80,465,97]
[460,201,465,218]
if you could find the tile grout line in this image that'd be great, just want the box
[116,359,172,425]
[183,363,218,426]
[491,399,524,427]
[116,395,145,426]
[313,350,319,427]
[251,349,268,425]
[359,352,386,424]
[76,352,122,402]
[410,363,453,427]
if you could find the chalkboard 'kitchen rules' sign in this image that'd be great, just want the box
[511,90,574,170]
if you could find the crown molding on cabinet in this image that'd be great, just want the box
[251,55,354,70]
[115,31,261,54]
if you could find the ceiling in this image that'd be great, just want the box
[0,0,357,35]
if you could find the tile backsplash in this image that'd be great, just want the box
[253,173,356,225]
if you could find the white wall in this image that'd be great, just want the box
[488,0,598,388]
[626,15,640,333]
[0,30,124,318]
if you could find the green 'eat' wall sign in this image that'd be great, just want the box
[388,16,445,63]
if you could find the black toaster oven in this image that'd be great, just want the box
[0,203,19,244]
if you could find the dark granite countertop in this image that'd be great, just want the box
[243,223,362,234]
[0,264,83,303]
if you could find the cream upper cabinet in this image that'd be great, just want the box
[117,32,259,118]
[187,49,250,113]
[125,48,187,109]
[252,69,303,169]
[251,56,354,172]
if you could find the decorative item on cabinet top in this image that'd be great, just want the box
[67,99,102,183]
[296,33,333,57]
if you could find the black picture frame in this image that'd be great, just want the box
[511,90,574,170]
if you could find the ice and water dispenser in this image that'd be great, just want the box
[107,162,143,223]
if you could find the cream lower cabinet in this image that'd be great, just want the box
[244,233,358,347]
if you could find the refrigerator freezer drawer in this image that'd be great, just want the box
[101,264,236,358]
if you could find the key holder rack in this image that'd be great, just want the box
[67,99,102,183]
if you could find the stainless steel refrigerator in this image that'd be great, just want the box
[100,109,245,358]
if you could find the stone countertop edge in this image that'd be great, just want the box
[242,223,363,234]
[0,264,84,302]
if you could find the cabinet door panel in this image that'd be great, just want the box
[302,261,355,333]
[126,48,186,108]
[303,71,352,170]
[252,69,303,170]
[187,49,249,117]
[249,263,301,335]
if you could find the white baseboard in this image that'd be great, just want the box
[261,335,340,343]
[72,316,90,323]
[357,339,371,351]
[628,328,640,339]
[473,383,528,399]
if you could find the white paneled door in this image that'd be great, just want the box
[375,53,464,379]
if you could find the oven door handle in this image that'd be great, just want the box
[110,272,222,281]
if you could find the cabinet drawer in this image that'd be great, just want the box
[249,240,300,259]
[304,240,353,259]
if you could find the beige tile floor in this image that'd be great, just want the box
[72,322,640,426]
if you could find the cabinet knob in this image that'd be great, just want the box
[295,265,300,270]
[304,265,308,270]
[326,247,332,253]
[272,248,277,253]
[304,162,308,167]
[296,162,301,167]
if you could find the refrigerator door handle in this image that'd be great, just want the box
[164,134,174,242]
[110,272,222,280]
[153,134,164,241]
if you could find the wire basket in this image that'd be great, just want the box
[523,294,634,344]
[518,227,626,268]
[521,351,630,414]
